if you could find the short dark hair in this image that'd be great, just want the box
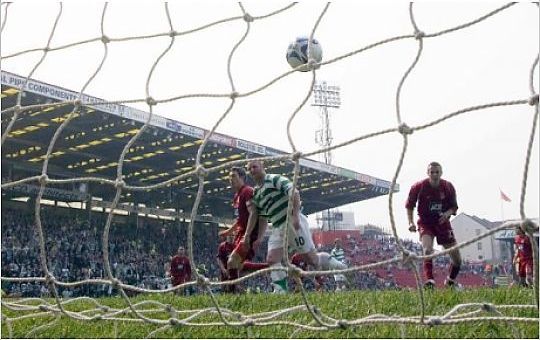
[231,166,246,181]
[428,161,442,168]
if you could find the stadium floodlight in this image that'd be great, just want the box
[312,80,342,231]
[311,81,341,108]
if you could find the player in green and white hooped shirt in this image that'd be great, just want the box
[330,238,348,291]
[243,160,318,293]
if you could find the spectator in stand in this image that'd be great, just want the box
[169,246,192,295]
[406,161,462,289]
[513,225,533,287]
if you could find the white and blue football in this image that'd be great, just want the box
[286,36,322,71]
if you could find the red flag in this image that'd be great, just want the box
[500,190,511,202]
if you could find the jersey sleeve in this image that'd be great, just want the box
[446,181,458,212]
[241,186,254,208]
[405,182,420,209]
[271,174,293,195]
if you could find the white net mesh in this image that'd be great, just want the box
[1,1,539,338]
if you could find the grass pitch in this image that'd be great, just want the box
[1,287,538,338]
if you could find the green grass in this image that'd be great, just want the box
[1,287,538,338]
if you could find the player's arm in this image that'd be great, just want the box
[439,182,458,224]
[219,223,238,237]
[253,217,268,250]
[406,208,416,232]
[216,252,228,278]
[405,184,419,232]
[242,202,259,247]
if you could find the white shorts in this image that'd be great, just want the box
[268,213,315,254]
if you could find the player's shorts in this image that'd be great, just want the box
[232,239,255,261]
[233,226,258,260]
[268,213,315,254]
[517,258,533,277]
[418,221,456,246]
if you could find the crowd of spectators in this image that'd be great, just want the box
[1,206,218,297]
[342,233,496,288]
[2,205,508,297]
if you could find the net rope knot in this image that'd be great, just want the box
[44,273,55,285]
[13,104,22,113]
[337,319,349,329]
[401,250,418,266]
[521,218,539,234]
[39,174,49,185]
[43,47,50,52]
[169,318,180,326]
[196,275,210,287]
[38,304,49,312]
[101,306,110,312]
[482,303,495,312]
[101,35,110,44]
[243,13,254,23]
[196,165,208,177]
[114,180,125,189]
[288,265,302,280]
[426,317,442,326]
[414,30,425,40]
[244,318,255,326]
[111,278,121,288]
[146,96,157,106]
[292,151,303,161]
[306,58,320,71]
[528,94,539,106]
[229,91,239,99]
[398,123,413,135]
[168,30,177,38]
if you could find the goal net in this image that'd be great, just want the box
[1,1,538,338]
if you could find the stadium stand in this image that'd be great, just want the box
[0,71,404,297]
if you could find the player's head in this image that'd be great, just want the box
[291,253,306,270]
[230,166,246,190]
[334,238,342,248]
[247,159,265,181]
[177,246,185,255]
[427,162,442,182]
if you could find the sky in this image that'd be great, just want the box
[1,1,538,241]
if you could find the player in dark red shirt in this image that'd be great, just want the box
[513,225,533,287]
[291,253,324,291]
[406,162,461,289]
[222,167,268,273]
[217,234,238,293]
[169,246,192,294]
